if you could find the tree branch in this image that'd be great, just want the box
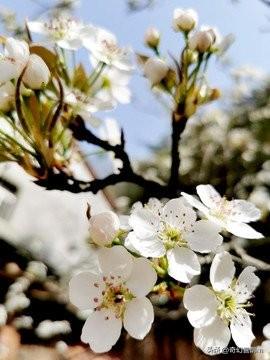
[36,116,169,198]
[231,242,270,271]
[168,111,188,196]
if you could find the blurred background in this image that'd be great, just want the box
[0,0,269,358]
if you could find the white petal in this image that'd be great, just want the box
[23,54,50,89]
[81,309,122,353]
[183,285,217,311]
[123,297,154,340]
[181,192,209,215]
[196,184,221,210]
[167,247,201,283]
[126,257,157,298]
[263,323,270,339]
[112,85,131,104]
[235,266,260,303]
[98,246,133,280]
[0,58,19,83]
[226,221,263,239]
[5,37,29,64]
[125,232,165,258]
[194,317,231,355]
[58,38,82,50]
[229,200,261,223]
[210,251,235,291]
[129,208,159,239]
[230,310,255,348]
[187,307,217,329]
[186,220,223,253]
[27,21,47,35]
[162,198,196,232]
[69,272,104,310]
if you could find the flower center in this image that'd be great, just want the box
[95,277,134,319]
[216,290,237,322]
[210,197,232,222]
[159,224,187,250]
[44,18,76,40]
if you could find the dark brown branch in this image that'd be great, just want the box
[168,111,188,196]
[36,116,169,198]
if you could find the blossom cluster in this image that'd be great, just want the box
[0,15,132,177]
[69,184,263,354]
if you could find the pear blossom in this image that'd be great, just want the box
[173,8,198,33]
[126,198,223,283]
[89,211,121,246]
[200,25,234,56]
[144,57,169,85]
[27,17,94,50]
[69,246,157,353]
[0,81,15,112]
[183,251,260,355]
[182,184,263,239]
[188,30,214,53]
[64,87,113,124]
[0,37,50,89]
[84,27,133,71]
[95,67,132,106]
[144,27,160,48]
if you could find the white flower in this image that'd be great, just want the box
[0,82,15,112]
[95,67,132,106]
[262,323,270,359]
[89,211,121,246]
[183,252,260,355]
[200,25,234,56]
[144,57,168,85]
[64,87,113,124]
[84,27,133,71]
[189,30,214,53]
[126,198,223,283]
[36,320,71,339]
[27,17,94,50]
[69,246,157,353]
[182,184,263,239]
[0,37,50,89]
[144,27,160,48]
[173,8,198,33]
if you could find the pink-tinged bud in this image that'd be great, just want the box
[144,27,160,48]
[23,54,50,89]
[144,57,168,85]
[173,8,198,32]
[189,31,213,53]
[89,211,120,246]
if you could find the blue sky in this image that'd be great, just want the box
[1,0,270,161]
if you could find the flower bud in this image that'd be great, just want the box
[189,30,213,53]
[0,82,15,112]
[144,27,160,48]
[173,8,198,32]
[23,54,50,89]
[144,57,168,85]
[89,211,120,246]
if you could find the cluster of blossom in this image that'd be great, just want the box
[69,184,263,354]
[142,8,233,89]
[0,15,132,175]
